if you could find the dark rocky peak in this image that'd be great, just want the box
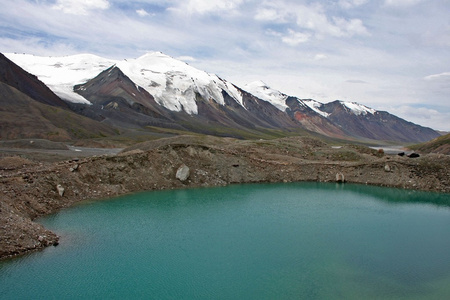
[74,64,155,106]
[320,100,345,115]
[73,64,176,125]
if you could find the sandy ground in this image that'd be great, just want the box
[0,146,123,162]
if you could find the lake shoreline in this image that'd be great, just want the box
[1,136,449,260]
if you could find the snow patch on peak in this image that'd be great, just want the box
[303,99,329,117]
[218,78,244,107]
[134,52,194,74]
[243,81,288,111]
[341,101,376,116]
[246,80,270,89]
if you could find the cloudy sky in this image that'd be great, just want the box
[1,0,449,131]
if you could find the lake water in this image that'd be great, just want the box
[1,182,450,299]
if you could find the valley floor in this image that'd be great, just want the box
[1,135,449,259]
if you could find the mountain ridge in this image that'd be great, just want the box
[3,52,441,143]
[72,64,300,137]
[245,81,439,143]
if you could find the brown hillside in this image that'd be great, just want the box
[0,82,118,141]
[410,133,450,155]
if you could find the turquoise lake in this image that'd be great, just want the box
[1,182,450,299]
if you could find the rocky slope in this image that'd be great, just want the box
[1,135,449,259]
[409,133,450,155]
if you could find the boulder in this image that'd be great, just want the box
[56,184,65,197]
[176,165,190,182]
[336,172,345,183]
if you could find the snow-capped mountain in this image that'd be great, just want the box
[4,53,114,104]
[318,100,439,142]
[244,81,373,119]
[70,63,297,133]
[243,81,288,111]
[5,52,244,115]
[339,101,376,116]
[248,81,439,142]
[302,99,330,118]
[116,52,244,114]
[3,52,441,142]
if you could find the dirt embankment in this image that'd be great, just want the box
[1,136,449,259]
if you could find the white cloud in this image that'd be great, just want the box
[53,0,110,15]
[424,72,450,81]
[281,29,310,46]
[314,54,328,61]
[254,7,284,22]
[294,4,336,34]
[136,9,149,17]
[0,36,79,56]
[384,0,423,7]
[176,56,196,62]
[419,27,450,48]
[255,2,369,40]
[0,0,191,59]
[346,79,368,84]
[333,18,369,37]
[388,105,449,131]
[339,0,368,9]
[169,0,243,15]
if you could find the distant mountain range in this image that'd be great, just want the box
[1,52,440,143]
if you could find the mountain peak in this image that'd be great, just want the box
[132,51,193,74]
[243,81,288,111]
[246,80,270,89]
[117,53,244,114]
[302,99,329,117]
[135,51,174,64]
[338,100,376,116]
